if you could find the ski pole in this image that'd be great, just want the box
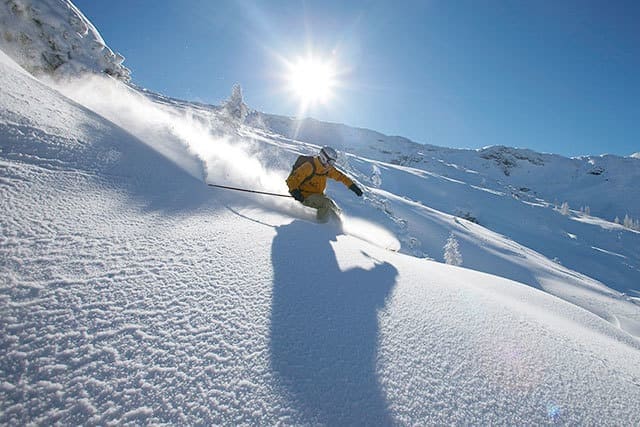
[207,183,292,198]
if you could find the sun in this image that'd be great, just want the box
[286,56,337,106]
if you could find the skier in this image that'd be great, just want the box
[286,146,363,223]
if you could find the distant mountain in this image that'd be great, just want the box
[252,112,640,220]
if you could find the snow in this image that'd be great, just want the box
[0,0,130,80]
[254,117,640,221]
[1,5,640,425]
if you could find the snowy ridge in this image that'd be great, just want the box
[0,0,130,80]
[2,3,640,424]
[253,113,640,221]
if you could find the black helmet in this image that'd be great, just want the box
[319,146,338,165]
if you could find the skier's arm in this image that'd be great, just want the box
[329,167,362,196]
[286,162,314,190]
[328,166,354,188]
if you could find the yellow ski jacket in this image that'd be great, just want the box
[286,156,354,199]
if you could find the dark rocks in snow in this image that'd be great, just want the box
[456,210,479,224]
[391,151,425,166]
[479,146,545,176]
[587,166,604,176]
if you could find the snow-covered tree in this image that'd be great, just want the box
[444,232,463,266]
[370,164,382,187]
[614,216,620,224]
[223,83,248,121]
[584,206,590,216]
[620,214,640,231]
[560,202,570,216]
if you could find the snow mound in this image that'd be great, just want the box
[0,0,130,80]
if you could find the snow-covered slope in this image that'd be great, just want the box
[254,113,640,221]
[0,0,130,80]
[2,50,640,424]
[50,76,640,303]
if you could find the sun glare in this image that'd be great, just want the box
[287,57,337,105]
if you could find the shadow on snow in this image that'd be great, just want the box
[270,220,398,425]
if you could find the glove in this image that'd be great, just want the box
[349,183,363,197]
[290,189,304,202]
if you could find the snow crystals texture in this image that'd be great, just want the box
[0,0,130,80]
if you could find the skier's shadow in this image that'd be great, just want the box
[270,220,398,425]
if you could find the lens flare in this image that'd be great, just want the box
[547,403,562,422]
[287,56,337,105]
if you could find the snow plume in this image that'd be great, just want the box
[49,74,289,199]
[342,216,401,252]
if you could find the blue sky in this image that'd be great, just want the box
[74,0,639,157]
